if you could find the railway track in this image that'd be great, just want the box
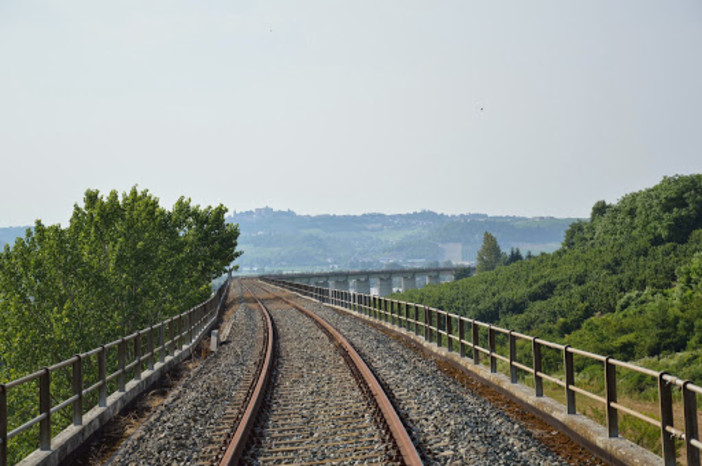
[107,279,584,464]
[213,280,421,465]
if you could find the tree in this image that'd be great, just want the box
[506,247,523,265]
[0,187,242,378]
[476,232,504,273]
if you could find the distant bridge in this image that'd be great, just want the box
[263,266,471,296]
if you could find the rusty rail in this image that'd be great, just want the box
[218,283,275,466]
[267,278,701,466]
[256,282,423,466]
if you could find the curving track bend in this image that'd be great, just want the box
[223,281,421,465]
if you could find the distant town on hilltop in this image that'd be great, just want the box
[227,208,578,274]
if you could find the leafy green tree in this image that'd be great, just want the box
[0,187,242,462]
[476,232,504,273]
[0,187,241,379]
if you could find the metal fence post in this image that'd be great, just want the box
[658,372,676,466]
[118,338,126,392]
[423,306,430,342]
[72,355,83,426]
[472,322,480,365]
[413,304,419,335]
[488,326,496,373]
[509,331,517,383]
[532,338,543,397]
[458,318,465,357]
[563,345,576,414]
[604,357,618,437]
[682,381,700,466]
[427,308,434,343]
[39,368,51,450]
[188,312,194,345]
[446,314,453,352]
[180,314,186,348]
[160,323,166,363]
[148,326,155,370]
[1,384,7,466]
[134,332,142,381]
[169,318,175,356]
[98,346,107,407]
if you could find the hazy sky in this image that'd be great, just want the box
[1,1,700,227]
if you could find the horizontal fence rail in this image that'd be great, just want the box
[0,280,230,466]
[267,278,701,466]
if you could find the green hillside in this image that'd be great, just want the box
[396,175,702,382]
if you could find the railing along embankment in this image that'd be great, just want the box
[0,280,230,466]
[266,278,701,466]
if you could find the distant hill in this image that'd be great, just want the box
[3,210,578,273]
[227,208,578,273]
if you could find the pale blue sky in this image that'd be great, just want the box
[1,1,701,226]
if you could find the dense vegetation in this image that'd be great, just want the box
[396,175,702,382]
[231,208,576,272]
[0,187,241,382]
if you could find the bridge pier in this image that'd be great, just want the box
[426,272,440,286]
[378,276,393,297]
[313,279,329,289]
[330,277,349,291]
[401,273,416,292]
[353,277,371,294]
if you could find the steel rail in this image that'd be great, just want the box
[257,281,423,466]
[219,283,275,466]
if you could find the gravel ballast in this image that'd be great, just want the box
[284,292,594,465]
[107,282,261,464]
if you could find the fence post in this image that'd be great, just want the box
[98,346,107,407]
[72,355,83,426]
[604,357,618,437]
[39,368,51,450]
[563,345,576,414]
[509,331,517,383]
[148,326,155,371]
[423,306,430,342]
[658,372,676,466]
[118,338,126,392]
[160,323,166,363]
[180,314,186,348]
[188,312,194,345]
[532,338,543,397]
[427,308,434,343]
[472,322,480,365]
[488,326,496,373]
[458,318,465,357]
[1,384,7,466]
[446,313,453,352]
[134,332,142,381]
[682,381,700,466]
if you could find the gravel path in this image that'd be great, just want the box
[284,292,572,466]
[107,282,261,465]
